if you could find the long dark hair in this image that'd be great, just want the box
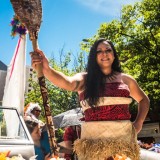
[84,38,122,106]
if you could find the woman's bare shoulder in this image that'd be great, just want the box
[121,73,135,81]
[121,73,138,88]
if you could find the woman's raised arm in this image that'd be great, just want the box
[31,49,86,91]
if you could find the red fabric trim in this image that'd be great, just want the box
[84,105,131,121]
[9,37,21,80]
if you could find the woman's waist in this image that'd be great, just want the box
[80,120,135,140]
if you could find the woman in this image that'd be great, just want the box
[31,38,149,160]
[25,120,51,160]
[24,102,44,127]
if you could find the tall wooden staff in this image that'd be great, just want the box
[10,0,58,155]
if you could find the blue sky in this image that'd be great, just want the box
[0,0,140,66]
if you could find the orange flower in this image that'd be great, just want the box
[114,154,131,160]
[50,155,59,160]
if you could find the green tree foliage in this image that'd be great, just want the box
[81,0,160,111]
[25,0,159,120]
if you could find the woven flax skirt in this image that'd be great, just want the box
[74,120,140,160]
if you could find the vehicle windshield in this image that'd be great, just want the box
[0,107,28,140]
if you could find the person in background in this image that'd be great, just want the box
[24,103,51,158]
[31,38,149,160]
[63,125,81,160]
[25,120,51,160]
[24,102,44,127]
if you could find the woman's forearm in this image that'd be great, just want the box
[135,96,150,124]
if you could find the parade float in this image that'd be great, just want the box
[1,0,160,159]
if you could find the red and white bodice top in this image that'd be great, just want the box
[79,82,132,121]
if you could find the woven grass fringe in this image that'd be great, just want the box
[74,138,140,160]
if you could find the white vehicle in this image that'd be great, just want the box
[0,106,35,159]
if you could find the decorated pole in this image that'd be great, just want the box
[10,0,58,155]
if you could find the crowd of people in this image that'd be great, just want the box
[24,103,51,160]
[23,102,81,160]
[138,138,160,153]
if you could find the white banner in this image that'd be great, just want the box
[2,35,26,136]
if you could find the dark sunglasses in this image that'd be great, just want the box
[35,110,41,112]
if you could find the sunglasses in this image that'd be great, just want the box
[35,110,41,112]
